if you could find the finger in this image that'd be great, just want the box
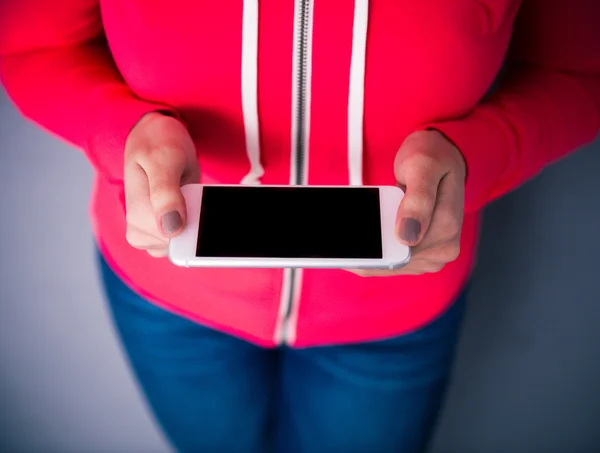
[126,223,169,243]
[390,259,446,275]
[394,154,443,246]
[124,161,151,213]
[411,240,461,266]
[411,171,464,253]
[347,268,399,277]
[126,225,169,250]
[139,149,188,238]
[146,248,169,258]
[347,262,421,277]
[430,171,464,239]
[347,259,443,277]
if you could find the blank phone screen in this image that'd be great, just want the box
[196,186,383,259]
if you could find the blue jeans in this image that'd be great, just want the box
[98,252,466,453]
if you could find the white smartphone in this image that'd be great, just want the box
[169,184,410,269]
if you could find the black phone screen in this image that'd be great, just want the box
[196,186,383,259]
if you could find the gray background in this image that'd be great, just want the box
[1,85,599,453]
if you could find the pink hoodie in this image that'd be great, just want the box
[1,0,599,347]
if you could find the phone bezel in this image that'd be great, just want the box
[169,184,410,269]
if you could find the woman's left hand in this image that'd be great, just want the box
[351,130,466,277]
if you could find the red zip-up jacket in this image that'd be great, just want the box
[1,0,599,346]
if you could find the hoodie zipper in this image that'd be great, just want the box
[293,0,310,186]
[277,0,311,345]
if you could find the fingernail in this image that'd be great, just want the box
[400,218,421,243]
[161,211,182,234]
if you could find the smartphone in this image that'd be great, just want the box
[169,184,410,269]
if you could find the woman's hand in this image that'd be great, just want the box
[124,112,200,258]
[352,130,466,277]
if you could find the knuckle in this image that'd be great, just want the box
[149,145,184,168]
[442,242,461,263]
[137,146,184,178]
[436,209,462,235]
[125,229,142,248]
[138,145,169,162]
[149,145,175,161]
[405,151,442,175]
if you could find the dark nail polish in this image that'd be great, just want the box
[161,211,182,234]
[400,218,421,243]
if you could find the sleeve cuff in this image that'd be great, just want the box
[423,108,514,212]
[85,84,180,183]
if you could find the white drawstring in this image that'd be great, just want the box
[348,0,369,186]
[241,0,264,185]
[240,0,368,187]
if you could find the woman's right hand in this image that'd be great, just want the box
[124,112,200,257]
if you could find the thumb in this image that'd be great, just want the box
[394,154,444,246]
[144,157,187,238]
